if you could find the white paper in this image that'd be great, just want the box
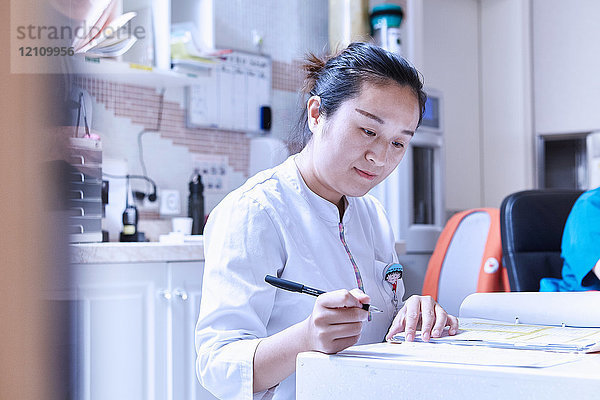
[217,66,235,130]
[188,71,218,128]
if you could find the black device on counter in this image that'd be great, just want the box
[119,177,146,242]
[188,174,205,235]
[120,204,146,242]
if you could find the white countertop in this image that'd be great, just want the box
[70,239,406,264]
[70,240,205,264]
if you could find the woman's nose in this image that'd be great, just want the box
[366,146,386,167]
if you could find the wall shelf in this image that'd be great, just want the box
[68,54,213,88]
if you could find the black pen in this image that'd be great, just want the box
[265,275,384,313]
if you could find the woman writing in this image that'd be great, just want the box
[195,42,459,399]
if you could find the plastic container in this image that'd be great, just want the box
[370,4,404,55]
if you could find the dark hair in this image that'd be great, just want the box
[289,42,427,154]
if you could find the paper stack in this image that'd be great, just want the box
[391,317,600,354]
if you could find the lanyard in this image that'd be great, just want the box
[338,222,371,321]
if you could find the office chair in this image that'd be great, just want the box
[422,208,509,316]
[499,190,583,292]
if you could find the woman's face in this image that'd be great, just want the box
[301,81,420,204]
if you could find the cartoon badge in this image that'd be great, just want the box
[384,263,403,312]
[384,263,403,292]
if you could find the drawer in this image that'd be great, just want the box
[69,183,102,200]
[69,148,102,166]
[68,217,102,234]
[70,166,102,184]
[69,200,102,218]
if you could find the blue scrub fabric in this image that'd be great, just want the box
[540,187,600,292]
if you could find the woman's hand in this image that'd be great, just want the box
[385,295,459,342]
[303,288,370,354]
[253,288,370,392]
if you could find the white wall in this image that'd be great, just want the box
[422,0,535,211]
[532,0,600,135]
[421,0,482,213]
[479,0,534,207]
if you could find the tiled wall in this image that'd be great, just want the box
[272,60,305,92]
[73,76,252,175]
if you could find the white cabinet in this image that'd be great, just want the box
[170,261,217,400]
[71,262,169,400]
[70,261,216,400]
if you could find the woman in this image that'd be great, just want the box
[195,42,459,400]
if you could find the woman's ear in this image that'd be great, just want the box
[306,96,322,133]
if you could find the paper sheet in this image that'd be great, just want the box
[390,317,600,353]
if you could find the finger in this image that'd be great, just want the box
[317,289,363,309]
[446,314,459,335]
[385,310,406,341]
[431,304,449,338]
[402,296,421,342]
[327,321,364,339]
[419,297,437,342]
[348,288,371,306]
[315,307,368,325]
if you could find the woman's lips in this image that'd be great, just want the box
[355,167,377,180]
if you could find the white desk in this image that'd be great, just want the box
[296,342,600,399]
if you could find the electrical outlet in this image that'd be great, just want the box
[191,154,230,194]
[159,189,181,215]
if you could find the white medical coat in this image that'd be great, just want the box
[195,156,405,400]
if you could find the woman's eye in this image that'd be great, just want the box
[392,141,404,148]
[362,128,376,137]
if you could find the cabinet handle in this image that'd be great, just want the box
[72,155,85,165]
[72,172,85,183]
[173,288,188,301]
[71,224,84,234]
[159,289,172,300]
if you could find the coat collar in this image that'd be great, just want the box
[280,155,355,226]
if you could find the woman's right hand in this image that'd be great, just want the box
[302,288,370,354]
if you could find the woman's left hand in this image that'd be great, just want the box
[385,295,459,342]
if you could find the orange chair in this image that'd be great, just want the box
[422,208,510,315]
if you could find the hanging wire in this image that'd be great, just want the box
[137,87,166,192]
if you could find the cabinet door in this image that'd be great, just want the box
[170,261,218,400]
[72,262,169,400]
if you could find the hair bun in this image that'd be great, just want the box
[301,53,327,95]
